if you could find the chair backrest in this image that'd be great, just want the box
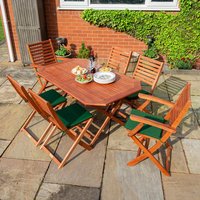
[27,39,57,67]
[106,47,132,74]
[167,83,191,129]
[28,89,66,131]
[7,75,45,116]
[133,55,164,93]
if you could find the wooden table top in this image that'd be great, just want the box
[37,59,141,106]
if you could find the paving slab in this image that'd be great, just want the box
[0,104,31,140]
[3,116,62,161]
[190,96,200,110]
[44,134,107,188]
[0,66,35,80]
[101,150,164,200]
[2,78,36,88]
[174,109,200,139]
[108,126,136,151]
[165,73,200,81]
[182,139,200,174]
[0,77,6,85]
[188,81,200,96]
[0,158,49,200]
[36,183,100,200]
[0,140,10,156]
[0,85,22,103]
[107,125,155,152]
[159,138,188,173]
[162,173,200,200]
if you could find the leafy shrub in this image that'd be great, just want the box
[55,45,70,56]
[77,42,90,59]
[143,44,158,59]
[174,59,192,70]
[82,0,200,68]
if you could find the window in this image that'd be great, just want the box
[59,0,179,10]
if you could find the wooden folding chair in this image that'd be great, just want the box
[124,83,191,176]
[106,47,132,74]
[29,89,94,169]
[125,55,164,108]
[27,39,58,91]
[7,75,67,146]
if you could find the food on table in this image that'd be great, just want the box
[72,65,88,75]
[99,66,112,72]
[75,74,93,84]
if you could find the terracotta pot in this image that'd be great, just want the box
[193,58,200,70]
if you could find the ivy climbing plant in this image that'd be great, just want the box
[81,0,200,68]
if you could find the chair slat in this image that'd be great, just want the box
[107,47,132,74]
[133,55,163,90]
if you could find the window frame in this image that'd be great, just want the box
[59,0,180,11]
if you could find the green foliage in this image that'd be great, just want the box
[0,17,5,42]
[82,0,200,68]
[77,42,90,58]
[174,59,193,70]
[143,44,158,59]
[55,44,70,56]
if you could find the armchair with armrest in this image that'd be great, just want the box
[124,83,191,176]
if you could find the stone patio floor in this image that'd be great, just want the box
[0,63,200,200]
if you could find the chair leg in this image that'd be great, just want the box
[36,122,53,146]
[128,135,170,176]
[136,137,145,157]
[40,126,58,149]
[21,110,36,131]
[58,118,93,169]
[165,141,173,172]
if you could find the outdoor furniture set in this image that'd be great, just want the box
[8,39,191,176]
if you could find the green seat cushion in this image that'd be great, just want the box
[126,89,151,100]
[125,109,165,139]
[56,103,92,128]
[39,89,66,107]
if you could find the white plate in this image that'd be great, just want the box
[93,72,116,84]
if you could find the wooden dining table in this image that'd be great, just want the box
[37,58,141,145]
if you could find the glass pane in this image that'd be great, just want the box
[91,0,145,4]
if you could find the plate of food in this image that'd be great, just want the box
[93,72,116,84]
[75,74,93,84]
[71,65,88,75]
[98,66,112,72]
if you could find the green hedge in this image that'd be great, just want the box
[81,0,200,67]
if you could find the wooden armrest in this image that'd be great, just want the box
[130,115,176,133]
[138,93,174,108]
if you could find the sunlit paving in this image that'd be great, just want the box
[0,0,200,199]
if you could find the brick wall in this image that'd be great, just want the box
[5,0,147,62]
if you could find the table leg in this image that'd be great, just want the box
[90,100,124,146]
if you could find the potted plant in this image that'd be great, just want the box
[143,44,159,59]
[55,44,71,58]
[77,42,90,59]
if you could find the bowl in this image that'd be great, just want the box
[98,67,112,72]
[93,72,116,84]
[71,66,88,75]
[75,74,93,84]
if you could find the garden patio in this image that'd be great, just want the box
[0,1,200,199]
[0,59,200,200]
